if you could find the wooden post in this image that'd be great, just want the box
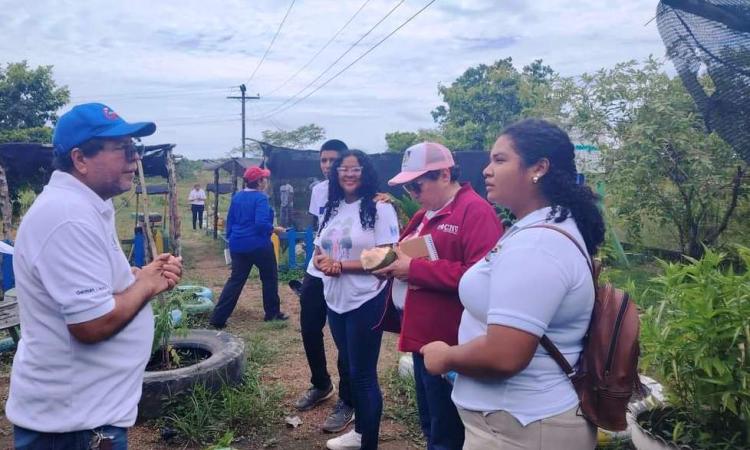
[0,164,12,240]
[136,159,158,260]
[165,147,181,256]
[213,169,220,239]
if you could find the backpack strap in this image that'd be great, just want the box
[517,224,596,375]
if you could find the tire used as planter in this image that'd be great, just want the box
[175,285,215,315]
[139,329,246,420]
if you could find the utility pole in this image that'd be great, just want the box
[227,84,260,158]
[227,84,260,192]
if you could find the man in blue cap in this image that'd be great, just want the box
[5,103,183,449]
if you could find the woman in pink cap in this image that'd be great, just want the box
[374,142,502,450]
[210,166,288,327]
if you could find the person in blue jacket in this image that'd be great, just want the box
[210,166,289,327]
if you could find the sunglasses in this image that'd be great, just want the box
[403,179,427,194]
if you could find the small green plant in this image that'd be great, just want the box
[639,246,750,449]
[207,431,235,450]
[151,288,191,369]
[384,366,425,446]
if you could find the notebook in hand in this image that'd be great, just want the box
[398,234,439,261]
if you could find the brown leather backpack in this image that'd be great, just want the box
[528,224,645,431]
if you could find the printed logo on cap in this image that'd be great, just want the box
[102,106,119,120]
[402,149,412,167]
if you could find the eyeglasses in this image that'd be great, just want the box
[337,166,363,175]
[109,139,142,160]
[403,179,427,194]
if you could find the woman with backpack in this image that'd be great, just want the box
[420,119,604,450]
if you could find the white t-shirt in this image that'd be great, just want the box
[280,183,294,207]
[452,206,594,426]
[306,180,329,277]
[6,171,154,432]
[314,199,400,313]
[188,188,206,206]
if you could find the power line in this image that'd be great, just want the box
[70,86,236,102]
[264,0,373,97]
[155,113,241,123]
[253,0,406,119]
[257,0,436,120]
[158,117,241,127]
[247,0,297,84]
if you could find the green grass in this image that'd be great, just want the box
[163,333,285,446]
[383,366,425,447]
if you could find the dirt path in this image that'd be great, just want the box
[0,228,418,449]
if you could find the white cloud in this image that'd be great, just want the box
[1,0,666,158]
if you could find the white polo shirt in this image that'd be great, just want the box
[6,171,154,432]
[452,207,594,425]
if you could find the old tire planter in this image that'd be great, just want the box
[176,285,214,315]
[139,329,245,420]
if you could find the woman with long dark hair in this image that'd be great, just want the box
[313,150,400,450]
[421,119,604,449]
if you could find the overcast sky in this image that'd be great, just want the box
[2,0,668,158]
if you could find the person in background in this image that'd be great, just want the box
[210,166,288,327]
[374,142,502,450]
[421,119,604,450]
[6,103,183,450]
[279,181,294,228]
[188,183,206,230]
[293,139,356,434]
[314,150,400,450]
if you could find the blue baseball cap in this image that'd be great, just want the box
[52,103,156,156]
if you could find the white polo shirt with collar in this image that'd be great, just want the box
[6,170,154,432]
[452,206,594,425]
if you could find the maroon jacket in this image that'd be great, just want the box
[377,183,503,352]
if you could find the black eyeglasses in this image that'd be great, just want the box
[110,140,142,160]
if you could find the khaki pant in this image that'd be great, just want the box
[457,406,597,450]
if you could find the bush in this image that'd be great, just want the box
[639,247,750,449]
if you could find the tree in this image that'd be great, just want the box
[0,61,70,144]
[430,58,568,150]
[569,58,747,258]
[384,129,445,152]
[260,123,325,149]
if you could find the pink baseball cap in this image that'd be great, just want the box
[388,142,455,186]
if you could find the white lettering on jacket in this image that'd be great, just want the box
[436,223,459,235]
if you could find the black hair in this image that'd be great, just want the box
[52,138,106,172]
[319,149,378,234]
[245,179,261,189]
[320,139,348,153]
[501,119,605,256]
[422,165,461,183]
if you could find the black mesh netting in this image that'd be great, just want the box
[657,0,750,163]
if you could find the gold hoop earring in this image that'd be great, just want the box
[532,175,540,184]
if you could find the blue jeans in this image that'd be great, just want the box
[14,425,128,450]
[413,354,465,450]
[327,290,386,450]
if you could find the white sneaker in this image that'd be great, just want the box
[326,429,362,450]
